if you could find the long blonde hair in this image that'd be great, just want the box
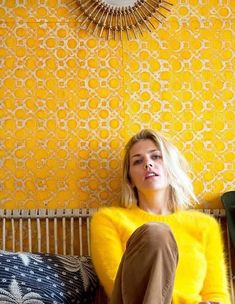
[121,129,198,211]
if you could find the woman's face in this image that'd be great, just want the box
[129,139,169,194]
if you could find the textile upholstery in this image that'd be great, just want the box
[0,250,98,304]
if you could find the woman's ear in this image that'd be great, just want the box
[131,182,136,189]
[127,174,134,188]
[129,178,135,188]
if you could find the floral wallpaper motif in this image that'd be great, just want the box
[0,0,234,208]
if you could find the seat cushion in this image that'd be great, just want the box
[0,250,98,303]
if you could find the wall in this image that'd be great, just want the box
[0,0,234,209]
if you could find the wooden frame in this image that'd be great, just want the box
[0,208,234,303]
[0,208,98,255]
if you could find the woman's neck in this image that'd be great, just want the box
[138,190,171,215]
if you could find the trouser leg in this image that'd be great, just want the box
[110,222,179,304]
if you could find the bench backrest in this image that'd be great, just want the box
[0,208,97,255]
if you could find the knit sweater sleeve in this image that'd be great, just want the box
[200,216,231,303]
[90,208,123,298]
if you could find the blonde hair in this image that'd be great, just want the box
[121,129,198,211]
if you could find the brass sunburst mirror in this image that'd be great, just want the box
[69,0,173,40]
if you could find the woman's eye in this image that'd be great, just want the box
[133,159,142,165]
[152,154,162,160]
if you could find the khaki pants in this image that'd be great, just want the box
[110,222,179,304]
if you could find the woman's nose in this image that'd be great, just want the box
[145,163,153,169]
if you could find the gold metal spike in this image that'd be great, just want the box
[73,0,173,40]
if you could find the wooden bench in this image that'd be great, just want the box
[0,208,234,303]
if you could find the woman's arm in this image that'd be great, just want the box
[91,209,124,298]
[200,217,231,304]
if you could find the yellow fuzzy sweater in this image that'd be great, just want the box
[91,206,231,304]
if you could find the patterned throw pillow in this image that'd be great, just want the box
[0,250,99,304]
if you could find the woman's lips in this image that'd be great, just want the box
[145,172,159,179]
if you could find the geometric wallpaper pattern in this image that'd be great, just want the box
[0,1,234,209]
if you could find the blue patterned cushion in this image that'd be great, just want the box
[0,250,98,304]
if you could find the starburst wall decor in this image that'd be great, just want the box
[69,0,173,40]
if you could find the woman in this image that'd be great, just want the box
[91,129,230,304]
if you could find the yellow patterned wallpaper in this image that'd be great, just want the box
[0,0,234,209]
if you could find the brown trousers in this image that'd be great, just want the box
[110,222,179,304]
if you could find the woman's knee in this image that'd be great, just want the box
[128,222,177,252]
